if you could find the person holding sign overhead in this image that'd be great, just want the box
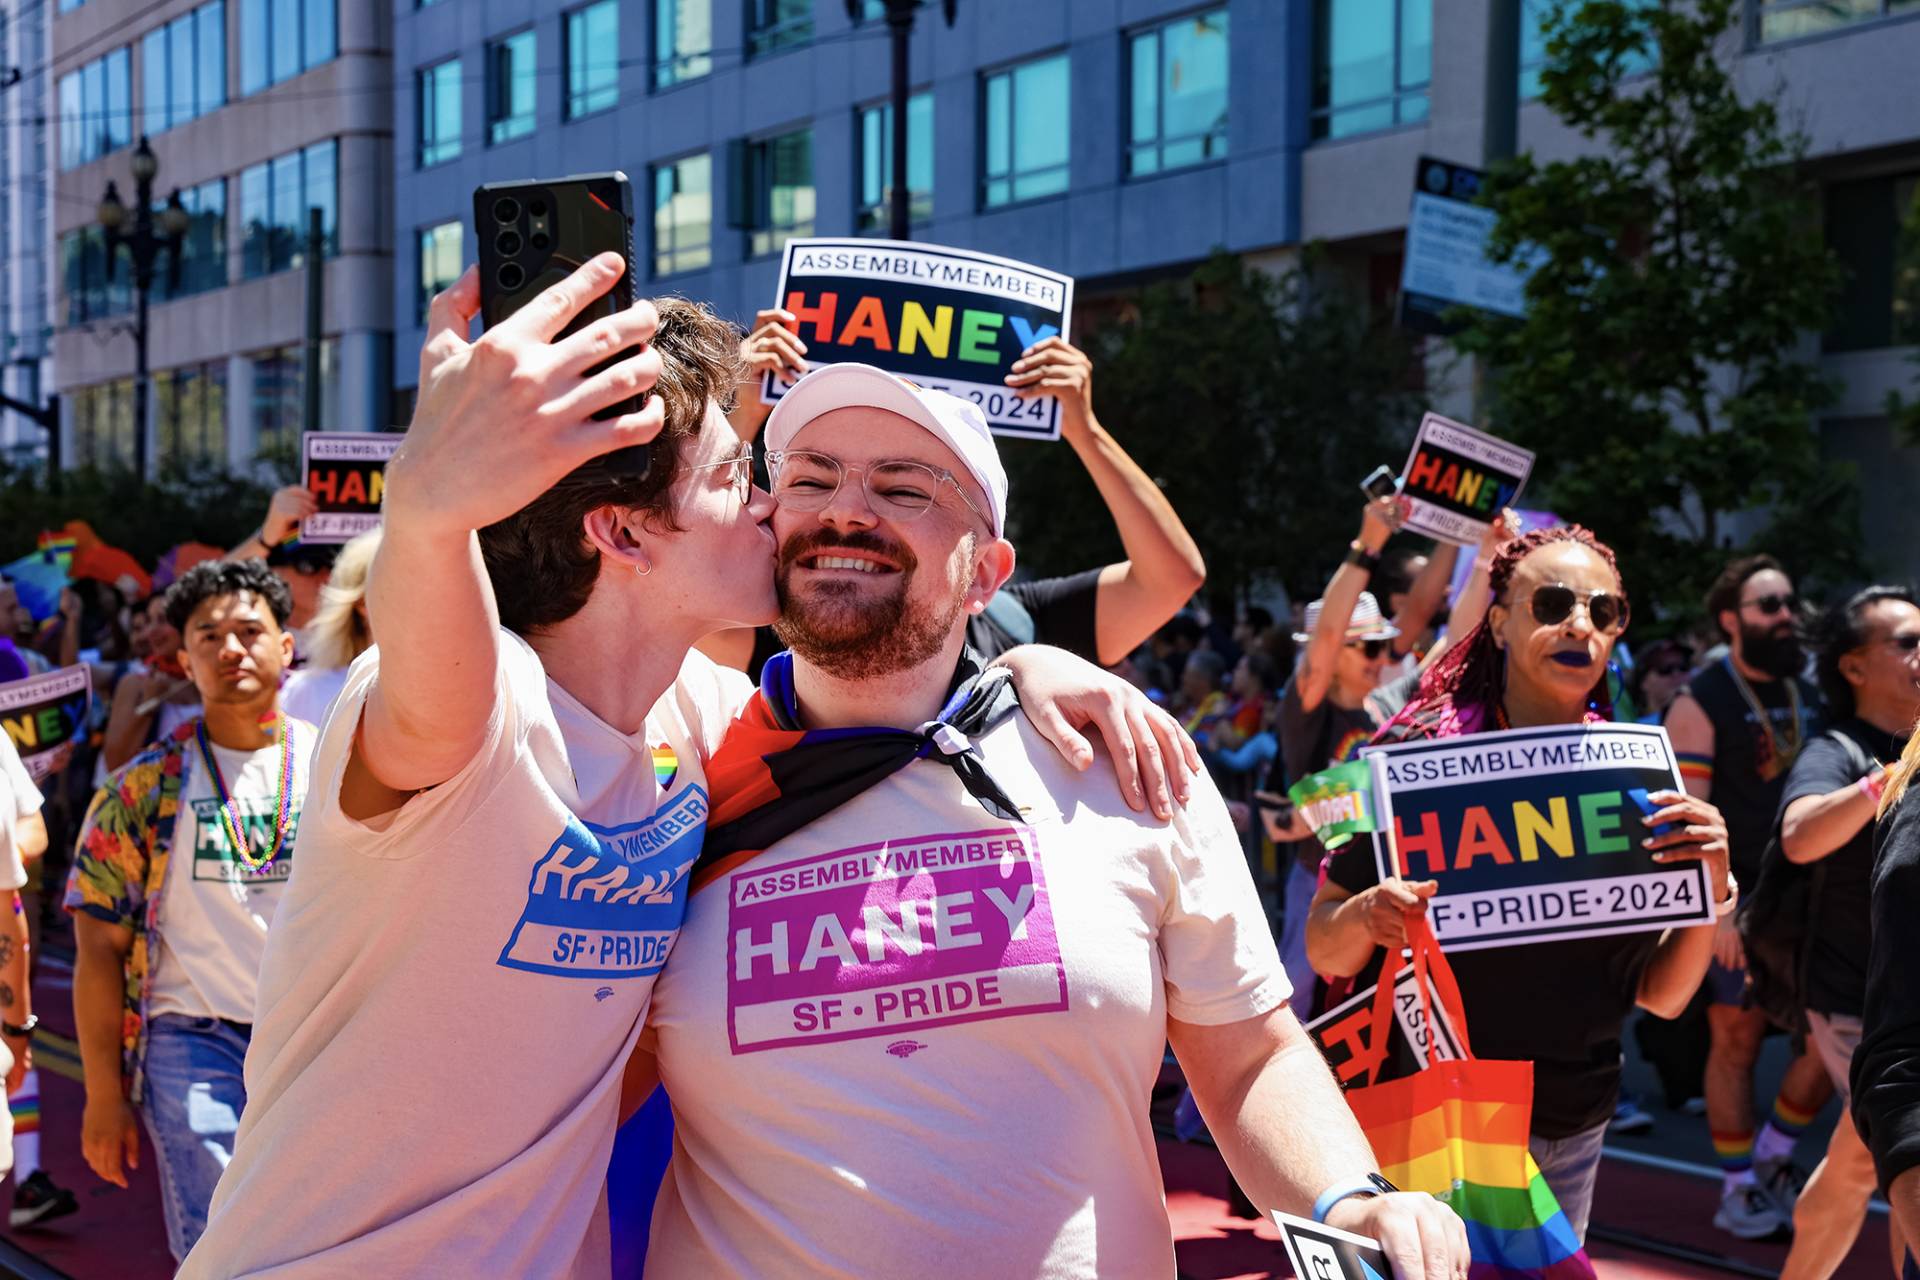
[1306,525,1731,1245]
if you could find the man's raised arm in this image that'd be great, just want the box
[359,256,666,796]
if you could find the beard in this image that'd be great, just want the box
[1740,619,1804,680]
[773,528,974,680]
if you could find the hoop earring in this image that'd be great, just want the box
[633,548,653,577]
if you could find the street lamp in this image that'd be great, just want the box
[97,135,190,479]
[849,0,957,242]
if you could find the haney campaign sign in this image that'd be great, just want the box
[301,432,402,543]
[1366,722,1711,952]
[0,665,91,782]
[1306,962,1466,1089]
[759,238,1075,440]
[1396,413,1534,546]
[1274,1211,1394,1280]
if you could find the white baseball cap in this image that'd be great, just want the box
[763,363,1008,538]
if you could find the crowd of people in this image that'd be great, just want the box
[0,247,1917,1280]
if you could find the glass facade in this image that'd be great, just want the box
[71,378,137,468]
[154,177,228,301]
[418,220,462,322]
[654,0,712,88]
[856,92,932,231]
[1311,0,1431,140]
[981,54,1069,208]
[250,340,338,460]
[60,226,132,322]
[653,153,712,276]
[746,129,814,258]
[1757,0,1919,43]
[141,1,226,134]
[156,360,229,471]
[241,139,339,277]
[747,0,811,57]
[418,58,463,166]
[488,30,537,144]
[238,0,335,96]
[57,48,132,169]
[565,1,620,119]
[1128,8,1229,177]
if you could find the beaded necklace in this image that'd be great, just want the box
[195,715,295,876]
[1723,655,1802,781]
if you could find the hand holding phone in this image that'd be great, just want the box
[1360,465,1399,502]
[389,255,667,537]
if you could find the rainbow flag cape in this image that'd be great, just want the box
[1339,921,1596,1280]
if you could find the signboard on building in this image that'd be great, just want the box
[1398,156,1540,336]
[760,238,1076,440]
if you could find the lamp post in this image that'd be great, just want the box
[97,136,190,480]
[849,0,957,242]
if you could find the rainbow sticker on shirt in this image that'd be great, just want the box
[1331,727,1374,765]
[652,744,678,791]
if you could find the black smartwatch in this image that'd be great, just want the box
[2,1014,38,1040]
[1345,540,1382,572]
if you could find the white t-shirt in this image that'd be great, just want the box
[279,666,349,732]
[183,632,750,1280]
[642,712,1290,1279]
[148,727,317,1023]
[0,735,40,891]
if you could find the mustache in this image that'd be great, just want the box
[778,528,917,573]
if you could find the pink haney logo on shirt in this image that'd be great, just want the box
[724,826,1070,1054]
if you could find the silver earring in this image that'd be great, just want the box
[633,549,652,577]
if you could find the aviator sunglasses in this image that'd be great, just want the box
[1524,583,1629,634]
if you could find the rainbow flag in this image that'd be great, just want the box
[651,744,678,791]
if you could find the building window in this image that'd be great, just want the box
[652,153,711,276]
[851,0,887,20]
[856,92,931,232]
[58,0,85,12]
[1826,172,1920,353]
[1128,9,1228,177]
[240,138,338,278]
[60,226,131,322]
[1520,0,1654,98]
[746,0,811,57]
[418,58,463,166]
[249,340,337,460]
[654,0,712,88]
[57,47,132,170]
[418,0,447,7]
[1311,0,1430,140]
[418,220,462,322]
[736,128,813,258]
[238,0,334,96]
[1755,0,1917,43]
[154,177,227,301]
[487,30,536,144]
[156,360,229,472]
[565,0,620,119]
[980,54,1069,209]
[142,0,226,134]
[71,378,137,468]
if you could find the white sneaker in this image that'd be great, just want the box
[1713,1182,1790,1240]
[1758,1157,1808,1217]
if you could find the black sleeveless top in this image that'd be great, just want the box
[1675,658,1822,884]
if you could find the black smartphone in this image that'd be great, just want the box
[1360,464,1399,502]
[473,172,651,480]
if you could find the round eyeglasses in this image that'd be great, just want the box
[764,449,987,525]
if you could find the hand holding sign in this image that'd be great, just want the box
[1004,337,1093,437]
[1275,1202,1469,1280]
[1359,878,1439,951]
[1641,788,1732,902]
[740,308,808,383]
[263,484,319,547]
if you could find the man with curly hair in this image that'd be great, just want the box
[64,558,312,1261]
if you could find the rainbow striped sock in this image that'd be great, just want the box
[1756,1089,1821,1164]
[10,1068,40,1181]
[1713,1129,1755,1177]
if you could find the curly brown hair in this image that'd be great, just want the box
[478,297,744,635]
[1381,525,1624,741]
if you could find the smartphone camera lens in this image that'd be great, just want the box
[497,262,525,291]
[492,197,521,225]
[529,231,551,250]
[528,199,547,217]
[496,230,523,257]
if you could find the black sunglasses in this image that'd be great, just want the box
[1888,633,1920,652]
[1526,584,1629,634]
[1743,593,1799,617]
[1347,638,1390,659]
[1647,662,1687,677]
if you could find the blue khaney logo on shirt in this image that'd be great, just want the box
[497,784,709,979]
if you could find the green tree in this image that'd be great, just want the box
[1888,185,1920,444]
[1457,0,1859,620]
[0,461,273,571]
[1000,250,1422,606]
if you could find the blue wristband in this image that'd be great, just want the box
[1312,1172,1398,1224]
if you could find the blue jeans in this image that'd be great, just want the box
[1528,1118,1608,1245]
[141,1014,250,1261]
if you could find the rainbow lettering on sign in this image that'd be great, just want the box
[1391,790,1642,876]
[1404,449,1519,515]
[784,291,1059,365]
[307,467,384,507]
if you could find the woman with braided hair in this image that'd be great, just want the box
[1306,524,1733,1244]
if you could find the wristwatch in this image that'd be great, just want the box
[1313,1171,1399,1223]
[1345,540,1382,572]
[2,1014,38,1040]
